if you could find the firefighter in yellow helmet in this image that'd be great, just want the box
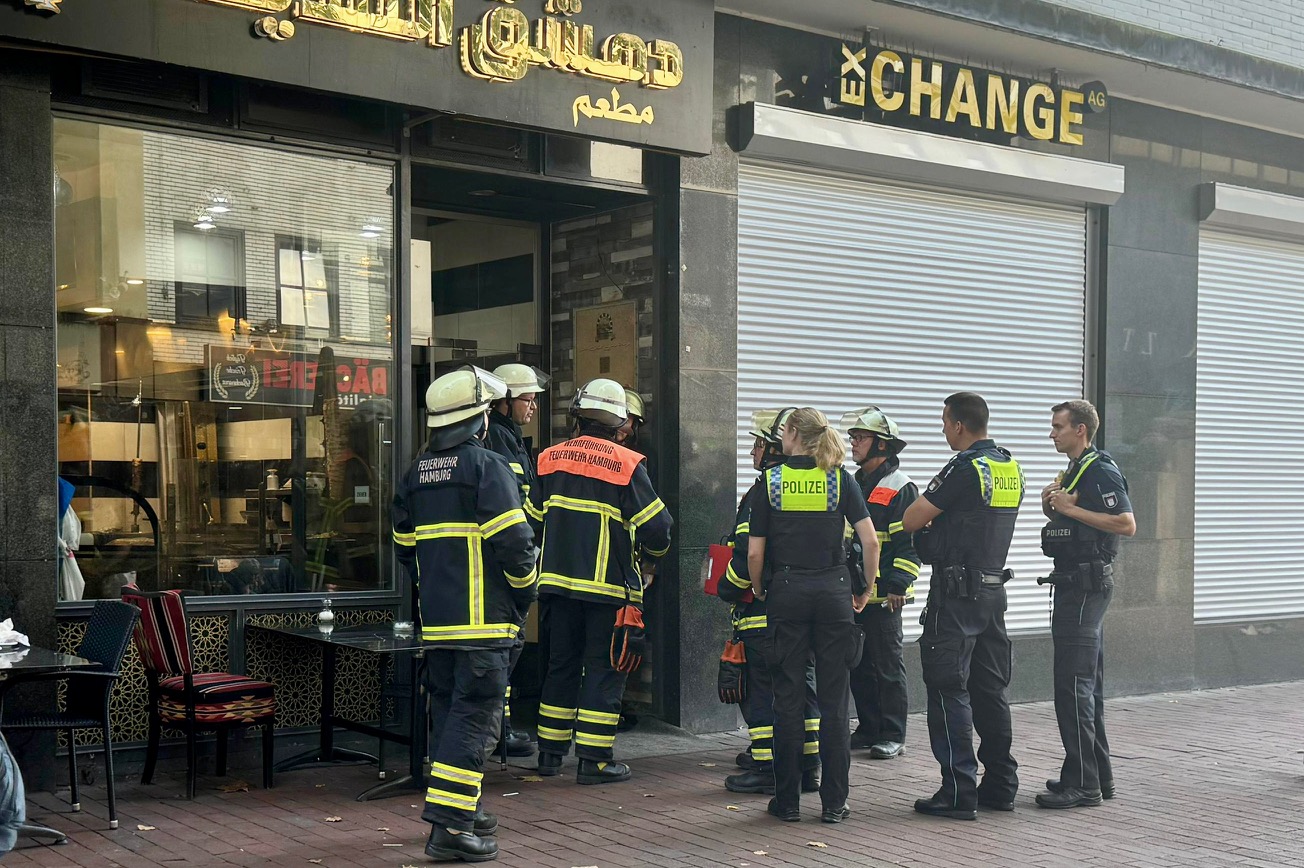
[487,363,550,760]
[527,379,673,784]
[718,408,823,796]
[392,366,538,862]
[840,407,921,761]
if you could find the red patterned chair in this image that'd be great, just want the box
[120,589,275,799]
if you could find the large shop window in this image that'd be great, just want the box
[736,162,1087,635]
[54,119,396,602]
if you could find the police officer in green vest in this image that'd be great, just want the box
[902,392,1024,821]
[1037,399,1135,809]
[841,407,920,760]
[748,408,879,824]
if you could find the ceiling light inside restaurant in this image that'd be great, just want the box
[193,211,216,231]
[359,218,384,239]
[206,188,233,214]
[84,306,114,315]
[126,278,145,286]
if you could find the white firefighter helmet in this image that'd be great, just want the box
[425,366,508,428]
[492,363,551,396]
[749,408,788,445]
[624,389,646,421]
[572,378,628,428]
[840,406,907,449]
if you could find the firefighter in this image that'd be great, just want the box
[841,407,920,760]
[748,408,879,824]
[903,392,1023,820]
[719,408,823,796]
[392,366,539,863]
[487,363,551,759]
[527,378,673,784]
[1037,399,1135,809]
[616,388,645,449]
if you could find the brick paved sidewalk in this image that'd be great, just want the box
[9,681,1304,867]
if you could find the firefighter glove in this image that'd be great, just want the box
[611,604,647,674]
[717,639,747,704]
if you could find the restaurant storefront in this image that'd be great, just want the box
[1,0,713,787]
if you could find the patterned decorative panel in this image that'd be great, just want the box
[57,610,398,748]
[244,609,394,729]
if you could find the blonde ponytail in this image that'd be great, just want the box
[786,408,845,472]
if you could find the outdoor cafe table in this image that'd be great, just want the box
[245,625,427,801]
[0,646,98,845]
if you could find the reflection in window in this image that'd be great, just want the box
[54,118,395,602]
[276,236,335,333]
[175,226,246,325]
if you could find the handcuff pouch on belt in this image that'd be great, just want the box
[1038,561,1113,592]
[936,564,1012,601]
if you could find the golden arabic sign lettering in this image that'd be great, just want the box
[573,88,653,126]
[187,0,685,94]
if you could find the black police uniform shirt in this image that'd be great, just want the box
[487,410,535,500]
[1057,445,1132,566]
[750,457,871,571]
[392,439,538,648]
[922,439,1024,574]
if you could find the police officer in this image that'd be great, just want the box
[719,408,822,796]
[486,363,550,760]
[1037,400,1135,809]
[841,407,920,760]
[527,379,673,784]
[903,392,1023,821]
[748,408,878,824]
[392,366,539,863]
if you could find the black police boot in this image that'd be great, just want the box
[913,792,977,821]
[425,828,498,862]
[577,759,631,785]
[765,798,801,822]
[1047,777,1115,800]
[975,789,1015,812]
[537,752,563,777]
[473,811,498,837]
[801,768,821,793]
[494,730,535,758]
[724,769,775,794]
[821,805,851,824]
[1036,787,1103,809]
[869,741,904,760]
[849,728,875,750]
[736,750,756,769]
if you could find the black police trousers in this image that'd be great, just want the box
[1051,583,1113,791]
[919,586,1018,809]
[536,596,625,762]
[424,647,511,831]
[737,629,821,771]
[850,603,908,745]
[767,567,856,813]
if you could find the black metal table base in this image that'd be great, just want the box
[274,744,378,773]
[355,772,422,801]
[19,822,68,845]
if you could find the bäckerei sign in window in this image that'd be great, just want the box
[4,0,714,153]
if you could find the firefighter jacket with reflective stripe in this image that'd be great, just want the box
[855,458,921,602]
[393,439,538,648]
[487,411,535,500]
[718,483,767,635]
[526,435,672,606]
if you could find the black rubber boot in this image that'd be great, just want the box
[724,769,775,794]
[473,811,498,836]
[537,752,563,777]
[801,768,821,793]
[576,759,631,785]
[425,828,499,862]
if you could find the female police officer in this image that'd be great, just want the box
[747,408,878,823]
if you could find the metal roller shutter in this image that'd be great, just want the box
[1195,229,1304,622]
[737,161,1087,635]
